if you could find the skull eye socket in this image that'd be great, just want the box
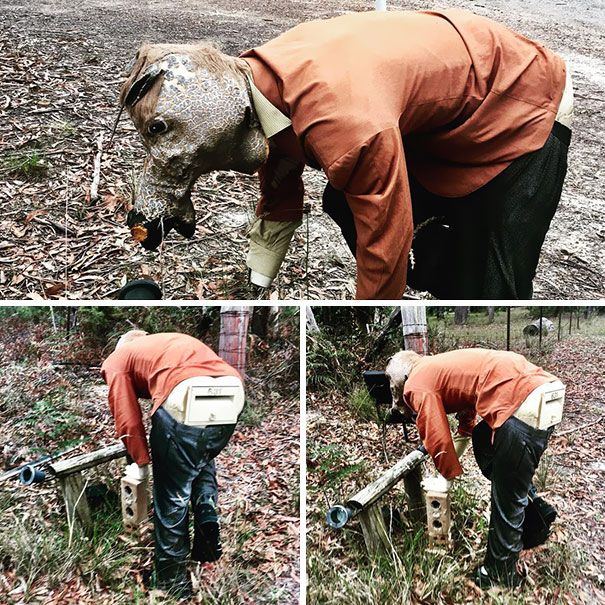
[147,119,168,136]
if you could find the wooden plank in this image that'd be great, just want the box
[59,472,92,532]
[346,448,427,513]
[49,443,127,478]
[358,504,391,557]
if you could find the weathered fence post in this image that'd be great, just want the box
[506,308,511,351]
[359,505,392,556]
[48,443,127,532]
[59,472,92,532]
[219,306,250,378]
[403,464,425,524]
[400,306,428,354]
[539,310,543,352]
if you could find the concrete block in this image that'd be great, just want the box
[121,476,148,531]
[425,489,451,546]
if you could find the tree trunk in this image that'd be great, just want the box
[454,307,469,325]
[306,306,320,334]
[487,307,495,324]
[250,306,270,339]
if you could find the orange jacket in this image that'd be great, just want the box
[402,349,557,479]
[242,9,565,299]
[101,333,241,465]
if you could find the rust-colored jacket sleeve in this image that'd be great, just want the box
[414,391,463,479]
[256,146,306,221]
[102,369,150,466]
[326,127,413,299]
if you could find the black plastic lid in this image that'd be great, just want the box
[118,279,162,300]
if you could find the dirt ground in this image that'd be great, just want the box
[306,311,605,603]
[0,0,603,300]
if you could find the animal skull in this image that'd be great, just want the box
[385,350,422,416]
[120,45,268,250]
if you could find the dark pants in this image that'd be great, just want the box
[322,122,570,299]
[472,417,552,583]
[149,406,236,587]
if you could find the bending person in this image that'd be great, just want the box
[119,9,572,299]
[386,347,563,587]
[101,330,244,598]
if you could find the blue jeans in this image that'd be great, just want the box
[150,406,236,586]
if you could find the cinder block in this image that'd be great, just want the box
[121,476,148,531]
[425,489,451,546]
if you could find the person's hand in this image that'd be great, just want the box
[125,463,149,481]
[422,473,451,493]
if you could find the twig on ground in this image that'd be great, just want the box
[557,416,604,437]
[90,132,104,202]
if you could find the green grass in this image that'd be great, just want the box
[349,386,379,423]
[0,486,137,602]
[308,473,580,604]
[18,390,84,443]
[1,150,49,179]
[533,452,553,492]
[239,402,263,427]
[307,437,577,604]
[308,442,367,489]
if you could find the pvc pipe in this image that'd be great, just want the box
[19,465,46,485]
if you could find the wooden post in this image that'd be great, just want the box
[358,504,392,557]
[59,472,92,533]
[306,306,320,334]
[345,449,427,514]
[48,443,127,532]
[403,464,425,524]
[558,310,562,341]
[400,306,428,354]
[219,306,250,379]
[539,310,543,352]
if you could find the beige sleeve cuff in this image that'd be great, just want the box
[453,434,471,461]
[246,218,302,285]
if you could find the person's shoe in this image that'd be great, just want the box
[473,565,523,589]
[534,497,557,525]
[192,496,223,563]
[522,496,557,549]
[151,562,194,599]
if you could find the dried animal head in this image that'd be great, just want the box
[385,350,423,416]
[120,43,268,250]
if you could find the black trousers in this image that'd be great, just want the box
[150,406,236,586]
[472,417,552,582]
[322,122,570,299]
